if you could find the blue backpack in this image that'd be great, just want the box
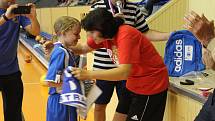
[164,30,205,77]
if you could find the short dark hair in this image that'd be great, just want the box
[81,8,124,38]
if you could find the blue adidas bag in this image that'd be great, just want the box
[164,30,205,77]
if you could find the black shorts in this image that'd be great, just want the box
[116,88,167,121]
[95,80,126,104]
[195,90,215,121]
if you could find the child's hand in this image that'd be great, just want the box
[43,41,54,56]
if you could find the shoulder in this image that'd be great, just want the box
[116,25,141,42]
[50,46,65,59]
[118,25,136,33]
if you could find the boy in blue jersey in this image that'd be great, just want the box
[45,16,81,121]
[0,0,40,121]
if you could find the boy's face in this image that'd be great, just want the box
[62,24,81,47]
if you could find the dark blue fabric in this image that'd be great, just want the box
[0,9,31,75]
[195,90,215,121]
[95,80,126,104]
[47,94,77,121]
[137,0,169,5]
[164,30,205,77]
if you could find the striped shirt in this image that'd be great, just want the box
[91,0,149,70]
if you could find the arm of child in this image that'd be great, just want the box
[45,49,66,87]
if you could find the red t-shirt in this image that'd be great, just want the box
[87,25,169,95]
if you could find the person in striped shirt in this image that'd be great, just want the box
[90,0,170,121]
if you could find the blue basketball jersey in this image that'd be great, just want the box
[46,42,79,94]
[46,42,79,121]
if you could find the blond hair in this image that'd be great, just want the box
[52,16,80,42]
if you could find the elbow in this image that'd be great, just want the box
[31,26,41,36]
[35,31,40,36]
[33,29,40,36]
[30,31,40,36]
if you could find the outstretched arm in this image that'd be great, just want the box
[144,29,170,41]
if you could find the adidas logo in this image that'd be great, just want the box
[131,115,138,120]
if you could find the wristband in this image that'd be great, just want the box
[2,14,9,21]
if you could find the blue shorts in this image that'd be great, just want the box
[47,94,77,121]
[95,80,126,104]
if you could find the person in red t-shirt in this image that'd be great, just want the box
[72,8,169,121]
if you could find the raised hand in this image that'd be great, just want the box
[22,3,37,20]
[184,11,215,47]
[5,4,19,19]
